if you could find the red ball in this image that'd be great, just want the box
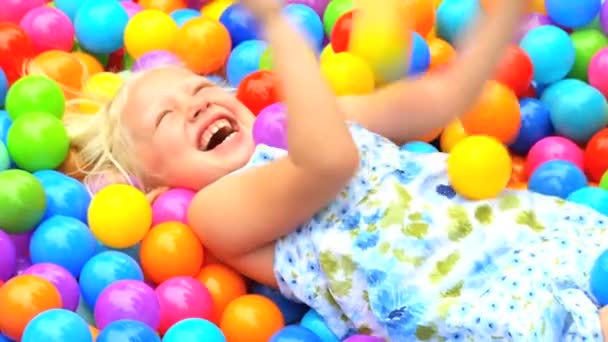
[584,128,608,182]
[0,23,34,84]
[494,45,533,97]
[236,70,281,116]
[330,9,358,53]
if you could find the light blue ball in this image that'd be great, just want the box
[22,309,92,342]
[408,32,431,76]
[528,160,588,198]
[54,0,86,21]
[0,142,9,171]
[401,141,438,154]
[0,110,11,146]
[270,325,322,342]
[226,40,268,86]
[436,0,481,45]
[591,248,608,306]
[170,8,200,27]
[97,320,160,342]
[74,0,129,54]
[520,25,575,84]
[546,0,601,29]
[300,310,340,342]
[284,4,324,51]
[162,318,226,342]
[566,186,608,216]
[541,79,608,143]
[33,170,91,222]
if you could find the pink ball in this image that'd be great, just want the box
[0,0,46,23]
[151,188,196,226]
[525,136,584,177]
[120,1,143,18]
[19,6,74,52]
[155,276,213,334]
[589,48,608,98]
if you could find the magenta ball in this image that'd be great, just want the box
[94,279,161,330]
[22,263,80,311]
[525,136,584,177]
[120,1,143,18]
[253,102,288,150]
[285,0,330,16]
[132,50,182,72]
[19,6,74,52]
[0,0,46,23]
[151,188,196,226]
[0,230,17,281]
[156,276,214,334]
[515,13,552,42]
[589,48,608,98]
[343,335,384,342]
[8,231,32,257]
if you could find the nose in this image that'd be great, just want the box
[188,100,210,121]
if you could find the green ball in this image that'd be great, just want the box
[568,29,608,81]
[259,48,274,70]
[5,75,65,120]
[124,53,135,70]
[323,0,353,37]
[0,142,9,171]
[600,170,608,190]
[7,111,70,172]
[0,169,46,234]
[73,40,109,67]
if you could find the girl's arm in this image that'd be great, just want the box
[188,6,359,259]
[343,0,527,144]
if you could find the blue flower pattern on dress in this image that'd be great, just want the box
[238,122,608,341]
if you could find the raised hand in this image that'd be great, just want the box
[238,0,283,23]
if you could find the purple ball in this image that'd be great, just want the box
[343,335,384,342]
[285,0,330,17]
[601,1,608,34]
[253,102,287,150]
[8,231,32,258]
[151,188,196,226]
[15,256,31,275]
[120,1,143,18]
[22,263,80,311]
[94,280,161,330]
[132,50,182,72]
[515,13,552,42]
[0,230,16,281]
[186,0,206,10]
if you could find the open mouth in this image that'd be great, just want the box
[199,117,239,151]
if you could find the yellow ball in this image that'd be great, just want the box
[447,135,512,200]
[440,119,468,153]
[79,72,124,113]
[88,184,152,249]
[320,52,375,96]
[201,0,235,21]
[319,43,336,64]
[124,9,179,59]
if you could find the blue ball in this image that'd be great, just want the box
[220,3,260,47]
[96,241,142,264]
[54,0,85,20]
[300,310,340,342]
[591,249,608,306]
[541,79,608,143]
[436,0,480,45]
[30,215,97,278]
[408,32,431,76]
[97,319,161,342]
[520,25,575,84]
[22,309,92,342]
[270,325,322,342]
[249,283,310,324]
[401,141,438,154]
[74,0,129,54]
[284,4,325,51]
[162,318,226,342]
[566,186,608,216]
[33,170,91,222]
[546,0,601,29]
[226,40,268,86]
[528,160,588,198]
[170,8,200,27]
[0,334,10,342]
[79,251,144,308]
[509,98,554,155]
[0,110,11,146]
[0,68,7,108]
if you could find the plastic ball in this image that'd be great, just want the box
[401,141,439,154]
[96,319,161,342]
[440,119,467,152]
[519,25,575,84]
[171,8,199,26]
[409,32,431,76]
[344,335,384,342]
[163,318,226,342]
[320,52,375,96]
[252,102,288,149]
[172,16,232,74]
[74,0,129,54]
[33,170,90,222]
[22,309,92,342]
[220,3,260,47]
[447,135,512,200]
[541,78,608,143]
[196,264,247,323]
[284,4,325,50]
[0,169,46,234]
[139,0,186,13]
[220,294,285,342]
[427,37,456,71]
[509,98,554,155]
[320,43,336,63]
[545,0,601,29]
[71,51,104,77]
[436,0,480,45]
[591,249,608,306]
[94,280,161,330]
[0,70,7,108]
[81,71,124,110]
[286,0,330,17]
[589,47,608,97]
[88,184,152,249]
[0,23,34,84]
[19,6,73,52]
[151,188,195,225]
[300,310,340,342]
[330,9,356,53]
[0,274,63,340]
[201,0,235,21]
[79,251,144,308]
[27,50,86,100]
[323,0,353,37]
[5,75,65,120]
[156,276,213,334]
[0,231,16,282]
[249,283,309,324]
[140,221,204,284]
[236,70,281,115]
[566,186,608,216]
[0,0,47,23]
[124,9,179,59]
[525,136,584,177]
[515,13,552,43]
[584,128,608,182]
[460,81,521,144]
[131,50,182,72]
[493,45,534,97]
[0,142,8,171]
[22,263,79,311]
[270,325,322,342]
[226,39,267,86]
[528,160,588,198]
[568,29,608,81]
[121,1,144,18]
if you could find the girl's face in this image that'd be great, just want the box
[122,67,256,190]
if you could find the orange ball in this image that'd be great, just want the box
[71,51,104,78]
[508,181,528,190]
[196,264,247,323]
[461,81,521,144]
[220,294,285,342]
[27,50,85,99]
[510,154,527,184]
[140,221,204,284]
[440,119,467,152]
[409,0,435,37]
[89,325,99,340]
[0,275,63,340]
[428,37,455,71]
[415,127,442,142]
[172,17,232,74]
[139,0,186,13]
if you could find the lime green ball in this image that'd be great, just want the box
[5,75,65,120]
[600,170,608,190]
[259,48,273,70]
[7,112,70,172]
[568,29,608,81]
[323,0,353,37]
[0,169,46,234]
[124,53,135,70]
[0,142,9,171]
[47,1,55,7]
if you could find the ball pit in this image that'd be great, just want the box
[3,0,608,341]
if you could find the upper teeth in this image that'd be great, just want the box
[201,118,232,149]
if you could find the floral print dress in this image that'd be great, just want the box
[240,122,608,341]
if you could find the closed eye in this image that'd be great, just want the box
[155,110,171,128]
